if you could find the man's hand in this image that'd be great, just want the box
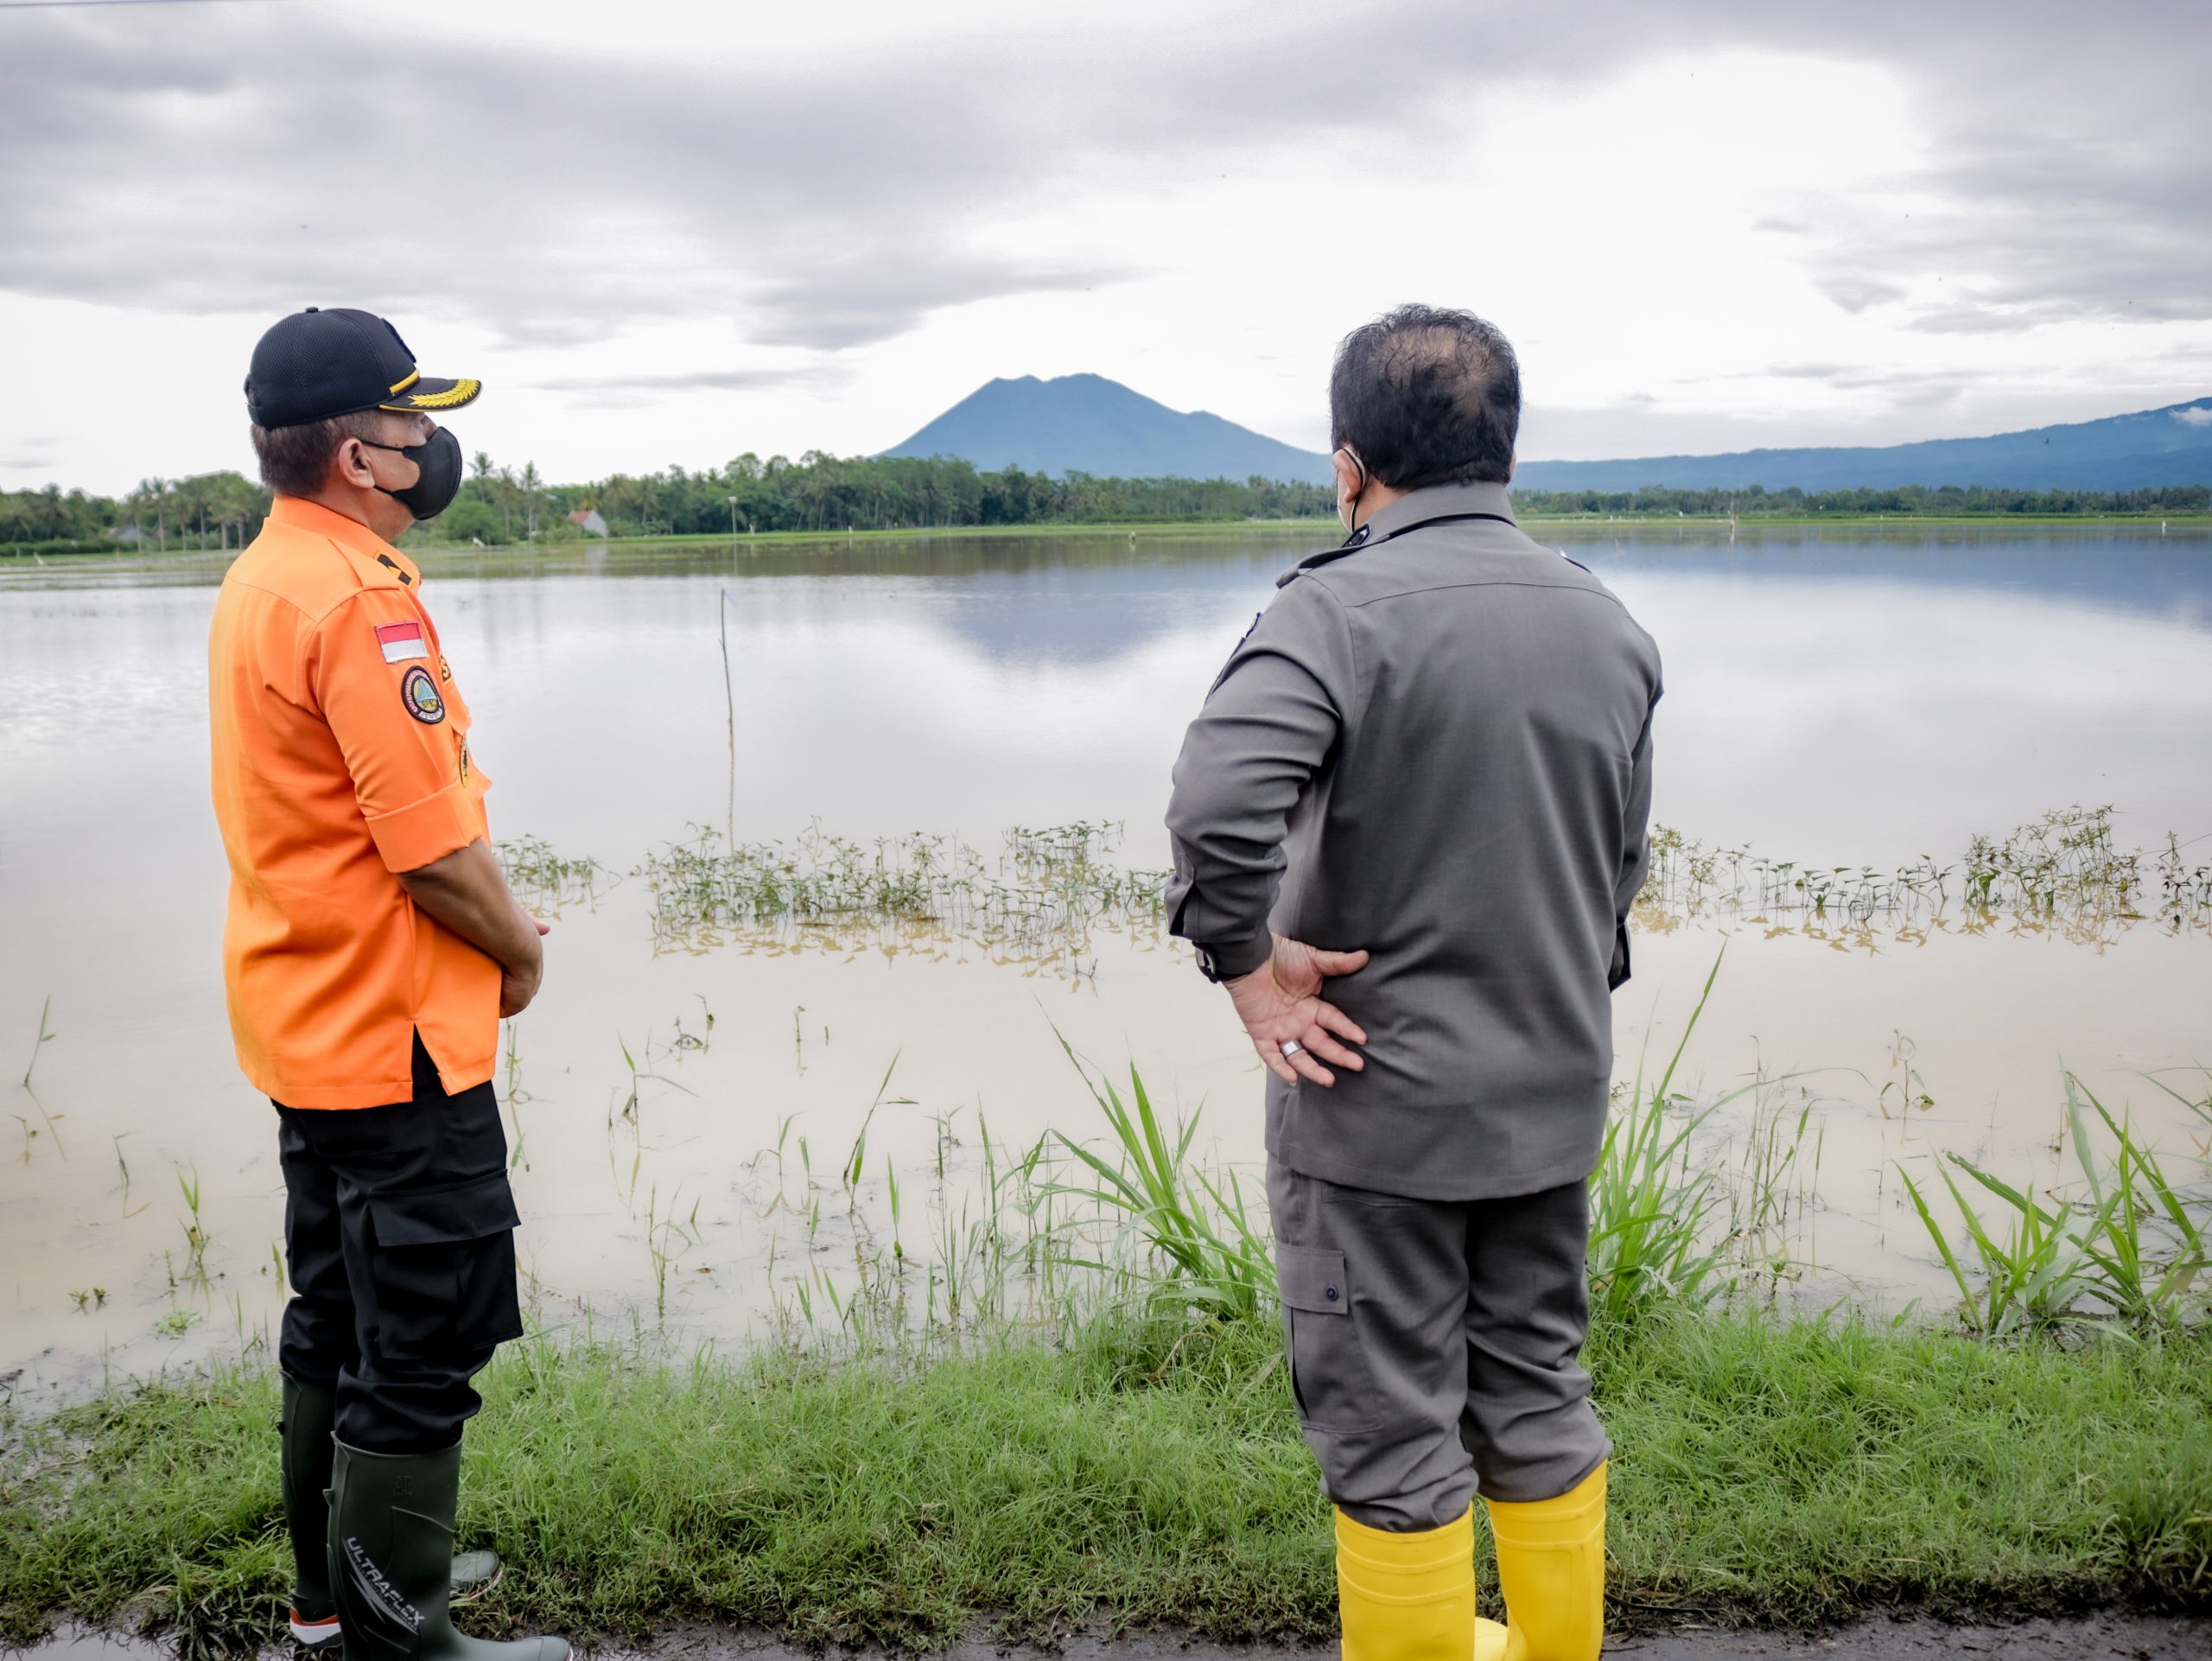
[1225,935,1370,1086]
[396,839,552,1016]
[499,920,552,1018]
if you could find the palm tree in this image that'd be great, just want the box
[519,461,542,538]
[130,477,170,551]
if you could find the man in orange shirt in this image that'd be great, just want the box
[209,308,566,1661]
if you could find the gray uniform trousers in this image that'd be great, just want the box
[1269,1156,1610,1531]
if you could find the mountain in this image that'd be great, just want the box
[880,373,1334,484]
[883,376,2212,494]
[1512,398,2212,494]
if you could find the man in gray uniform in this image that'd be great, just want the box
[1166,305,1660,1661]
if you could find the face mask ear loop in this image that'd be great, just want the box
[1337,448,1368,535]
[357,438,409,502]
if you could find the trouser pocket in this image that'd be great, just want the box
[360,1173,524,1363]
[1276,1241,1385,1433]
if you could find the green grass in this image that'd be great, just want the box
[3,972,2203,1655]
[1593,1314,2212,1620]
[3,1314,2207,1656]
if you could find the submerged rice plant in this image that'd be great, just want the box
[1637,804,2210,945]
[535,801,2205,964]
[497,835,610,913]
[639,820,1170,972]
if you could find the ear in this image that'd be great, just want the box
[1332,447,1364,506]
[333,434,378,491]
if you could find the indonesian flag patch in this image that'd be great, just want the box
[374,621,429,664]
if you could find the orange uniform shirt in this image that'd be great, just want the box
[208,496,499,1108]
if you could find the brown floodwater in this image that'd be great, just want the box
[3,525,2209,1403]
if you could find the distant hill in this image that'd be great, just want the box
[883,377,2212,494]
[1514,398,2212,493]
[880,373,1334,484]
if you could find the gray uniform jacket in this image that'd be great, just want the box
[1165,480,1662,1201]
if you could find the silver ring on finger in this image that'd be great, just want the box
[1279,1040,1304,1057]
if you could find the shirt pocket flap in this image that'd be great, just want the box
[367,1172,520,1248]
[1275,1242,1351,1314]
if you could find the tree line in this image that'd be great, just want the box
[436,452,1337,544]
[0,453,1336,552]
[1508,481,2212,519]
[0,471,268,553]
[4,456,2207,554]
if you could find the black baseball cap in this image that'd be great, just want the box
[245,307,481,429]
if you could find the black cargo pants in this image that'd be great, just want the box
[275,1033,525,1454]
[1268,1156,1611,1531]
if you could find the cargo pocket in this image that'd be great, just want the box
[362,1173,524,1362]
[1275,1241,1383,1433]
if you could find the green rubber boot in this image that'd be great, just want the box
[283,1378,504,1648]
[327,1437,561,1661]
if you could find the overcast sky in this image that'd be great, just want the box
[4,0,2209,493]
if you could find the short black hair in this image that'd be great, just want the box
[250,410,384,497]
[1329,304,1521,489]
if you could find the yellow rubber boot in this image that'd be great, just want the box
[1334,1505,1486,1661]
[1482,1462,1607,1661]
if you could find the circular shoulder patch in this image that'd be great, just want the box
[400,664,446,724]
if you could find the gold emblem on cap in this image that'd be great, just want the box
[403,379,480,409]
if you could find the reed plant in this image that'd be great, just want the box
[1036,950,1832,1335]
[175,1162,210,1285]
[635,950,2191,1359]
[1587,953,1740,1324]
[1898,1072,2210,1336]
[1044,1034,1274,1322]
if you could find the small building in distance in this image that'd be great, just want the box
[106,524,152,544]
[568,507,609,537]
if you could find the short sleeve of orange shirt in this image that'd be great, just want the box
[209,496,500,1110]
[311,584,486,873]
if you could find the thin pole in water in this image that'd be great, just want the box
[719,589,736,845]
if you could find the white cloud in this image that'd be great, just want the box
[2,0,2208,493]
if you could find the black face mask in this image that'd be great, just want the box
[361,427,463,521]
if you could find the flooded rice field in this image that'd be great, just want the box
[2,524,2209,1402]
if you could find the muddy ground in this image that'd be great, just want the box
[19,1617,2212,1661]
